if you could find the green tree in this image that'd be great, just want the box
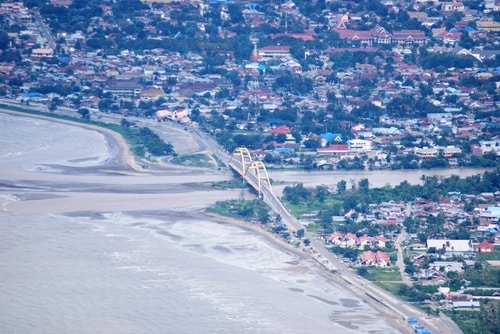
[358,178,369,192]
[296,228,305,238]
[315,185,329,203]
[282,183,312,205]
[0,31,10,50]
[276,133,287,143]
[77,108,90,119]
[459,32,474,49]
[337,180,347,194]
[357,267,369,277]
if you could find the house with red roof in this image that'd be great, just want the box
[439,31,461,45]
[327,232,344,245]
[360,250,377,266]
[269,125,291,135]
[336,29,373,46]
[344,233,359,247]
[375,251,391,267]
[477,239,494,252]
[373,236,387,248]
[358,235,371,248]
[359,250,391,267]
[316,144,349,157]
[392,30,426,46]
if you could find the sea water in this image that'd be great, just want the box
[0,113,398,333]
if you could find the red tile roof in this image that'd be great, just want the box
[478,239,494,251]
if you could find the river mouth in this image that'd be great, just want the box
[0,110,412,334]
[268,167,490,191]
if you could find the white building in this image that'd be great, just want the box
[347,139,372,151]
[479,140,500,155]
[426,239,473,257]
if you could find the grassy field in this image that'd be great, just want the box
[363,266,402,282]
[212,154,228,168]
[446,300,500,334]
[170,153,216,167]
[476,248,500,261]
[374,281,403,294]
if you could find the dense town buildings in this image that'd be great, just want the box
[0,1,498,173]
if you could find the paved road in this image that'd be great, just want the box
[396,228,412,286]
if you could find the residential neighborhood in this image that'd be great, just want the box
[0,0,498,172]
[289,181,500,332]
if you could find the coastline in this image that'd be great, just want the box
[1,107,413,333]
[0,108,144,172]
[203,211,309,260]
[203,211,412,333]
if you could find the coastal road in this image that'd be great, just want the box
[260,184,462,334]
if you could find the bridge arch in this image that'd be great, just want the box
[228,147,272,193]
[245,160,272,192]
[229,147,253,176]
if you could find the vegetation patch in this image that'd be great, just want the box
[374,281,403,294]
[206,180,247,189]
[207,199,271,224]
[170,153,216,167]
[445,300,500,334]
[476,247,500,261]
[212,154,228,168]
[358,266,402,282]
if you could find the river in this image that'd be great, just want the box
[0,111,404,333]
[268,168,489,194]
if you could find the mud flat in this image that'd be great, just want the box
[0,109,410,334]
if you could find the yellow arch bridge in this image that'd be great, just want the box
[227,147,272,193]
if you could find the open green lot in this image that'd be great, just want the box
[170,153,216,167]
[361,266,402,282]
[476,247,500,261]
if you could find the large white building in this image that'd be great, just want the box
[347,139,372,151]
[426,239,473,257]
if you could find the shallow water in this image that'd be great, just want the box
[0,112,399,333]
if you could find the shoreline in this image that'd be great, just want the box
[0,108,144,172]
[203,211,309,260]
[2,107,413,333]
[203,211,412,333]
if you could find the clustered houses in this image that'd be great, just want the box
[404,191,499,290]
[0,1,498,170]
[324,187,499,279]
[415,194,499,237]
[359,250,391,267]
[327,232,391,267]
